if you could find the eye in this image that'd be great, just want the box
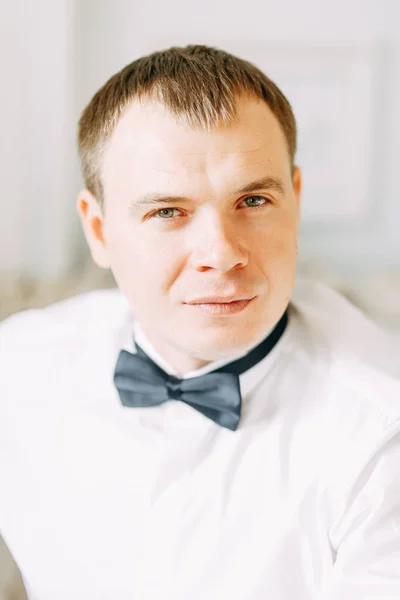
[240,195,271,209]
[153,208,182,219]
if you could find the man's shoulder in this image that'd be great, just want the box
[292,276,400,369]
[0,287,130,349]
[292,276,400,421]
[0,288,132,418]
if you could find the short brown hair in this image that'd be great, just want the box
[77,44,297,208]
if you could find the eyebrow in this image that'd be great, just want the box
[129,175,286,209]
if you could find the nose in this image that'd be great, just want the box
[189,213,249,273]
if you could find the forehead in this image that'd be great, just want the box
[102,96,290,192]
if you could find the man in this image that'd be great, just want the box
[1,44,400,600]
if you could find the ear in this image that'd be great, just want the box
[76,189,111,269]
[292,166,302,216]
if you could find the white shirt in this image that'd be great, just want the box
[1,277,400,600]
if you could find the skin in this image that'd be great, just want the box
[77,94,302,377]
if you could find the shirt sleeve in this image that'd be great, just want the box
[326,425,400,599]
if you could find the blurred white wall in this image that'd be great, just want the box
[1,0,399,279]
[0,0,77,277]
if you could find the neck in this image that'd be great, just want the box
[135,326,253,378]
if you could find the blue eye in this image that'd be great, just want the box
[154,208,181,219]
[241,195,270,208]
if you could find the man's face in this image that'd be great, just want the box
[78,95,301,374]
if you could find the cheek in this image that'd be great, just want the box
[105,224,181,297]
[268,234,297,257]
[259,225,297,261]
[267,213,298,251]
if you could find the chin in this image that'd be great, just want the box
[185,326,259,362]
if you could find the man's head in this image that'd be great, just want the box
[77,45,301,375]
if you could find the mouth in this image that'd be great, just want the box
[184,297,256,316]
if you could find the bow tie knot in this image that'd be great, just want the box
[165,376,183,400]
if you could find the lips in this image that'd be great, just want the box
[186,295,254,304]
[186,297,255,315]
